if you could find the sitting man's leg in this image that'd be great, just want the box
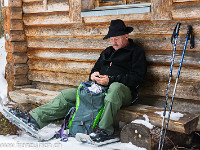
[90,82,132,142]
[10,88,77,130]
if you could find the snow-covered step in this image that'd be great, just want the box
[9,88,60,105]
[115,104,199,134]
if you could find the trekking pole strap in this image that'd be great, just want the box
[186,25,195,49]
[171,22,181,44]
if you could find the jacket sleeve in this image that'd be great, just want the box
[108,47,147,88]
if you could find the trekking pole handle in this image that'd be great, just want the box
[171,22,181,44]
[187,25,195,49]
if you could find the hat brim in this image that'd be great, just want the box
[103,27,133,40]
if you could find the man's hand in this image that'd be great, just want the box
[90,72,100,81]
[95,75,109,86]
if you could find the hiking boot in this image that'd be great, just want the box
[9,108,40,131]
[89,127,113,142]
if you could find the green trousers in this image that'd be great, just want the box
[30,82,132,133]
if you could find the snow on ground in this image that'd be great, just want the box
[0,37,8,104]
[155,111,184,121]
[0,37,147,150]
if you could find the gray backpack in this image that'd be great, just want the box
[68,81,107,137]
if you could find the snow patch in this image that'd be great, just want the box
[131,114,154,129]
[155,111,184,121]
[0,37,8,103]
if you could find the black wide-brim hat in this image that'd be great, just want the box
[103,19,133,40]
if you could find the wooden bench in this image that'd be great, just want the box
[9,88,199,134]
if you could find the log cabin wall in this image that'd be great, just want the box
[3,0,200,129]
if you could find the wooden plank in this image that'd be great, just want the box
[28,59,200,83]
[69,0,82,23]
[172,2,200,19]
[146,66,200,83]
[9,20,24,30]
[6,53,28,64]
[23,1,69,13]
[81,0,94,10]
[151,0,172,20]
[27,36,109,49]
[83,12,151,23]
[34,81,77,91]
[136,96,200,130]
[26,35,200,51]
[146,51,200,68]
[23,12,70,25]
[5,7,22,20]
[23,0,42,2]
[28,70,89,86]
[27,49,101,61]
[5,41,27,53]
[28,59,94,74]
[174,0,200,2]
[6,63,29,75]
[9,88,60,104]
[7,30,26,41]
[115,104,199,134]
[8,0,22,7]
[139,80,200,101]
[27,49,200,68]
[25,20,200,36]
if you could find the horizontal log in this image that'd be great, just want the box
[27,35,200,51]
[139,80,200,101]
[23,12,70,25]
[27,49,101,61]
[6,53,28,64]
[5,41,27,53]
[28,59,94,74]
[6,30,26,41]
[172,2,200,19]
[5,7,22,20]
[6,68,31,91]
[147,66,200,83]
[3,19,24,31]
[9,88,60,105]
[83,12,151,23]
[146,51,200,68]
[8,20,24,31]
[115,104,199,134]
[28,70,89,86]
[23,0,69,13]
[8,0,22,7]
[173,0,199,2]
[34,81,77,91]
[23,0,42,2]
[25,20,200,36]
[27,48,199,68]
[28,58,199,83]
[136,95,200,130]
[120,123,191,150]
[6,63,29,75]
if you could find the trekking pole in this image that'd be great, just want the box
[158,22,181,150]
[160,25,194,150]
